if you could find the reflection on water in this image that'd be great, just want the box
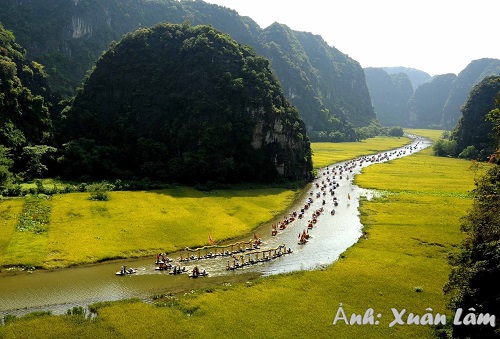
[0,136,431,317]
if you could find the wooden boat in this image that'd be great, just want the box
[169,266,186,275]
[189,267,208,278]
[115,266,137,276]
[298,231,308,245]
[155,262,172,271]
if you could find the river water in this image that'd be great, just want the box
[0,135,432,317]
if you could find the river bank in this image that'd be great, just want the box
[1,131,482,338]
[0,135,420,317]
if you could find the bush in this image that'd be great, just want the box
[433,139,457,157]
[87,181,114,201]
[458,145,479,159]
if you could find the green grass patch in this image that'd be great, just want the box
[404,128,445,142]
[311,136,411,169]
[16,196,51,233]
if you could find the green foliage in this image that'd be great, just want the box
[66,306,87,317]
[442,58,500,129]
[457,145,478,159]
[406,73,456,128]
[0,23,55,178]
[433,138,457,157]
[21,145,57,179]
[451,76,500,160]
[16,195,51,233]
[60,23,312,184]
[0,145,13,187]
[87,181,114,201]
[444,163,500,338]
[388,126,404,137]
[0,0,376,141]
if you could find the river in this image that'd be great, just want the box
[0,135,432,318]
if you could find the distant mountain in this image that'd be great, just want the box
[451,76,500,160]
[60,23,313,183]
[0,0,376,141]
[364,68,413,126]
[407,74,456,128]
[366,59,500,129]
[441,58,500,129]
[383,67,431,89]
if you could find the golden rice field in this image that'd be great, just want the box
[404,128,445,142]
[311,136,411,169]
[0,188,298,269]
[0,132,484,338]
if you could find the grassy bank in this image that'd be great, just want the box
[0,188,298,269]
[0,133,484,338]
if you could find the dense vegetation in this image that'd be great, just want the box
[449,76,500,160]
[0,23,55,185]
[441,58,500,129]
[443,96,500,338]
[0,0,376,141]
[0,134,481,338]
[59,23,312,184]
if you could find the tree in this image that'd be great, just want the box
[444,98,500,338]
[388,126,404,137]
[0,146,13,187]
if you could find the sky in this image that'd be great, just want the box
[204,0,500,76]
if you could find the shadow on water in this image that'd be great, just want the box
[0,135,432,318]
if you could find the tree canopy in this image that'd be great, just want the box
[59,23,312,184]
[444,92,500,338]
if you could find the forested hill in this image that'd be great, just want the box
[407,74,456,128]
[441,58,500,129]
[0,0,375,141]
[450,76,500,160]
[59,23,313,184]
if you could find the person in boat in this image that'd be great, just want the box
[192,266,200,276]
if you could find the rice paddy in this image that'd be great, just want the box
[0,132,484,338]
[311,136,411,169]
[0,188,298,269]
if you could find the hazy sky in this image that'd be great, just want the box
[204,0,499,76]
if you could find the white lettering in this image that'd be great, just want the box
[389,308,406,327]
[333,304,348,325]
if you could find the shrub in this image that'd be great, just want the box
[87,181,114,201]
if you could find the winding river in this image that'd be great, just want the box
[0,135,432,318]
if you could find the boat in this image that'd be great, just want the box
[189,266,208,278]
[155,262,172,271]
[298,231,308,245]
[169,266,186,275]
[115,265,137,276]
